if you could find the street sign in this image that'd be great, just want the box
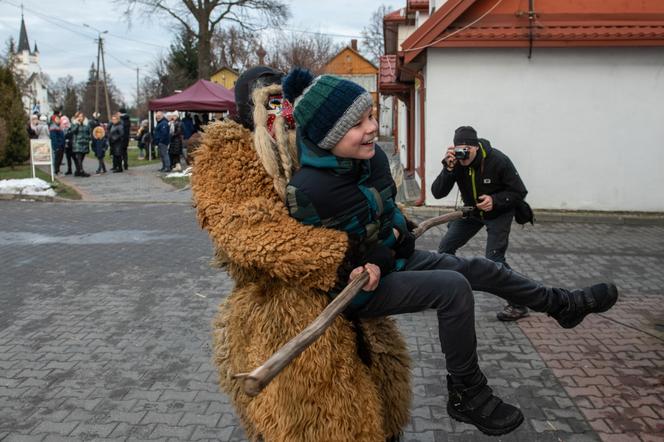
[30,139,54,182]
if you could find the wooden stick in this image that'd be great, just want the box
[234,208,470,396]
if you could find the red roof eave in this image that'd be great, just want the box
[402,0,477,63]
[401,0,664,64]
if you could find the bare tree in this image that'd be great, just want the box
[361,4,392,65]
[48,74,77,110]
[211,26,261,72]
[266,31,340,75]
[120,0,290,78]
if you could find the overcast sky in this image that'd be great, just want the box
[0,0,394,104]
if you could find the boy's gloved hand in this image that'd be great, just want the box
[362,242,396,276]
[394,231,415,259]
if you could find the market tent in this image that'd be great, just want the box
[148,79,235,112]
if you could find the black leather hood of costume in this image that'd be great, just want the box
[234,66,284,130]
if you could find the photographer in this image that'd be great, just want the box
[431,126,530,321]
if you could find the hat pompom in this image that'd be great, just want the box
[282,68,314,102]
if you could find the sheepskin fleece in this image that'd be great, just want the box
[193,120,412,441]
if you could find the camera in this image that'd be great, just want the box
[454,147,469,160]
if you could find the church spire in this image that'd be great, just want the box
[17,9,31,53]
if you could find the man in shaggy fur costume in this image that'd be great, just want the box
[191,66,412,441]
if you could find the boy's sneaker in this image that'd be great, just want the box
[551,283,618,329]
[497,305,529,322]
[447,374,523,436]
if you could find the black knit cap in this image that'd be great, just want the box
[453,126,479,147]
[234,66,284,130]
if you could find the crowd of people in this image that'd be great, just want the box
[27,108,204,177]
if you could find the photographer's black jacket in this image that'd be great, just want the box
[431,139,527,220]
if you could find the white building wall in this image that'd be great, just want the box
[414,79,422,187]
[379,95,393,138]
[424,47,664,212]
[397,99,408,166]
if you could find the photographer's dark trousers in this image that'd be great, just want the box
[438,210,513,264]
[438,210,525,309]
[348,250,567,378]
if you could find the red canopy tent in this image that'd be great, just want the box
[148,79,235,113]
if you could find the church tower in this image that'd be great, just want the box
[13,12,50,115]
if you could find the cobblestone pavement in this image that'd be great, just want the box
[1,200,662,441]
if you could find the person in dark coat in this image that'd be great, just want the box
[60,116,74,175]
[49,116,65,174]
[168,112,184,171]
[89,112,102,132]
[119,108,131,170]
[135,120,151,159]
[70,112,91,177]
[27,114,38,139]
[153,111,170,172]
[431,126,530,321]
[108,113,125,173]
[181,112,196,166]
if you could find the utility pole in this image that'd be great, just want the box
[136,66,140,110]
[99,37,112,122]
[95,38,101,115]
[84,24,109,120]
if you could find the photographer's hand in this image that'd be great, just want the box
[476,194,493,212]
[444,146,456,171]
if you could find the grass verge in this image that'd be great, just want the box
[127,147,161,166]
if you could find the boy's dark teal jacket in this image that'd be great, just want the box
[286,132,412,305]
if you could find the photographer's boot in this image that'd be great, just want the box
[550,283,618,329]
[446,372,523,436]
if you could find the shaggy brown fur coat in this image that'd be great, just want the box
[192,120,412,441]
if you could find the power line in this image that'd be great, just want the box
[4,0,364,52]
[105,31,169,49]
[273,26,362,39]
[105,51,137,70]
[3,0,167,52]
[0,21,93,61]
[4,0,97,41]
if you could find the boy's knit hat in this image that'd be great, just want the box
[282,68,373,150]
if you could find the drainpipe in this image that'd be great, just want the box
[415,71,426,206]
[407,92,415,174]
[392,97,398,153]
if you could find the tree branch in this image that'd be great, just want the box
[210,0,243,27]
[127,0,195,34]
